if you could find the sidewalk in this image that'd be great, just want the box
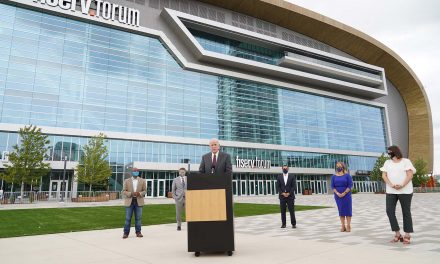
[0,196,174,210]
[0,192,335,210]
[0,193,439,263]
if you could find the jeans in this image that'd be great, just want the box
[123,199,143,234]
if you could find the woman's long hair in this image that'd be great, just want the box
[335,161,348,174]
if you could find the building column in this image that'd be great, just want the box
[326,176,332,194]
[71,170,78,198]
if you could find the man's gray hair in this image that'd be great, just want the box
[209,138,220,144]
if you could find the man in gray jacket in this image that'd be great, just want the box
[199,138,232,174]
[172,168,187,231]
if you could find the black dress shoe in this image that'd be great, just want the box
[292,225,296,229]
[281,224,286,228]
[177,226,181,231]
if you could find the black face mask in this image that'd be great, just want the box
[282,169,288,174]
[388,152,395,159]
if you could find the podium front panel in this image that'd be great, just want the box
[186,189,227,222]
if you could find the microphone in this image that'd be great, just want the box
[211,164,216,174]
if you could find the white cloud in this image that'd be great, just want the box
[288,0,440,172]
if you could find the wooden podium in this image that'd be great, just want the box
[186,172,235,257]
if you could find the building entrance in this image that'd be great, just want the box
[49,180,69,200]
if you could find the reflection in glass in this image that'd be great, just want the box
[0,3,387,154]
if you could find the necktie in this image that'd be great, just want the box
[212,154,217,167]
[181,177,185,186]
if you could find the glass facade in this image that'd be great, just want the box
[0,4,387,194]
[286,52,382,80]
[191,28,382,81]
[0,131,377,192]
[0,4,387,153]
[0,131,376,170]
[232,174,329,195]
[191,29,284,64]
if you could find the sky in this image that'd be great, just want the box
[288,0,440,173]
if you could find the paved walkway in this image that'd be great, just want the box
[0,192,348,210]
[0,193,439,263]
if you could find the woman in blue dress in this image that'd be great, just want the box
[331,162,353,232]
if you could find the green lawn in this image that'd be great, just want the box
[0,203,328,238]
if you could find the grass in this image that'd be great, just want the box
[0,203,328,238]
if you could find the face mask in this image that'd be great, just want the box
[336,167,343,172]
[132,171,139,177]
[282,169,288,174]
[388,152,395,159]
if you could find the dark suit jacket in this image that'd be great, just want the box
[199,151,232,174]
[276,174,297,200]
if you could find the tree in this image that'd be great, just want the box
[76,133,112,192]
[0,125,51,201]
[412,157,429,187]
[370,153,388,192]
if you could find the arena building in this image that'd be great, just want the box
[0,0,433,198]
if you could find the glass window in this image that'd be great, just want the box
[0,3,387,155]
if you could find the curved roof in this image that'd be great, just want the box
[200,0,433,170]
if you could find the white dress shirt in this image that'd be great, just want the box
[283,173,288,185]
[132,177,138,191]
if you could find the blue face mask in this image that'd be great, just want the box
[132,171,139,177]
[282,169,288,174]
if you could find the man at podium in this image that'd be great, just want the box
[199,138,232,174]
[189,138,235,256]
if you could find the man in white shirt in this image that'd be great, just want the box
[276,165,297,228]
[172,168,187,231]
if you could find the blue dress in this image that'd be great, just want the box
[331,173,353,217]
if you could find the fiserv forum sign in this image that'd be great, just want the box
[33,0,140,26]
[236,156,271,169]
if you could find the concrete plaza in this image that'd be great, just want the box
[0,193,439,263]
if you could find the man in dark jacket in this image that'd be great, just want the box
[199,138,232,174]
[276,164,297,228]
